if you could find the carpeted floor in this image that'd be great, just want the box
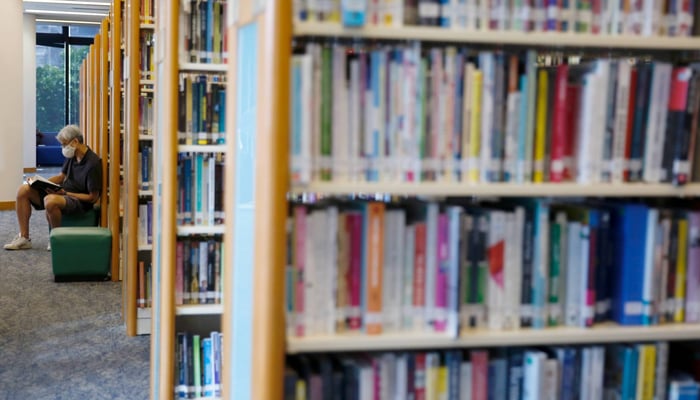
[0,204,150,399]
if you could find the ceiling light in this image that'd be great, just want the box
[25,9,108,16]
[36,18,101,25]
[24,0,109,6]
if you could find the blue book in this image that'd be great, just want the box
[669,377,700,400]
[202,338,214,397]
[218,88,226,143]
[176,333,188,399]
[621,346,639,400]
[531,199,550,328]
[611,204,649,325]
[557,347,578,400]
[507,349,524,400]
[445,350,462,400]
[341,0,366,26]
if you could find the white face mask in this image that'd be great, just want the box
[62,144,76,158]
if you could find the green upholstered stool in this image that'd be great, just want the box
[50,227,111,282]
[62,208,100,227]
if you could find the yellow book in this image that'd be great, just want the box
[636,344,657,400]
[534,68,548,183]
[295,380,306,400]
[437,366,449,400]
[425,358,439,400]
[468,70,483,183]
[461,62,475,182]
[675,218,689,322]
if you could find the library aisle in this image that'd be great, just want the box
[0,209,149,398]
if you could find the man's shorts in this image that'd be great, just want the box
[30,192,89,215]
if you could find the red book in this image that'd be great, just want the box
[563,84,580,181]
[413,222,427,325]
[471,350,489,400]
[623,67,638,182]
[414,353,426,400]
[550,64,569,182]
[293,206,307,337]
[348,212,363,331]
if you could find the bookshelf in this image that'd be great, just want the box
[217,3,700,400]
[151,0,228,398]
[123,0,155,336]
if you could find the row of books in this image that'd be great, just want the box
[179,0,228,64]
[138,201,153,246]
[175,236,224,305]
[177,73,227,145]
[286,199,700,338]
[296,0,698,37]
[138,143,153,191]
[139,31,154,74]
[137,254,152,308]
[177,153,225,227]
[290,43,700,185]
[139,94,154,136]
[175,331,223,399]
[284,342,700,400]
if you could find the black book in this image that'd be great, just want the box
[28,175,62,195]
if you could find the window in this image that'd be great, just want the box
[36,25,93,134]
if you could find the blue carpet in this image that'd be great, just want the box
[0,206,150,399]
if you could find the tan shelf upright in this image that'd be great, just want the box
[124,0,141,337]
[99,18,109,228]
[150,0,177,396]
[222,1,291,398]
[110,0,123,281]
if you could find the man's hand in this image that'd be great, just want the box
[46,187,67,195]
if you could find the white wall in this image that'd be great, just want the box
[0,0,24,202]
[23,13,36,170]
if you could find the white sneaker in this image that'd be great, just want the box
[4,234,32,250]
[47,242,51,251]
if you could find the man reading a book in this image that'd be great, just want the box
[4,125,102,250]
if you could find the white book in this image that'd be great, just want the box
[207,155,216,226]
[643,62,672,183]
[395,354,408,400]
[447,206,462,337]
[460,361,473,400]
[608,0,621,34]
[403,225,416,330]
[488,210,507,330]
[580,347,592,400]
[591,346,605,400]
[443,47,457,182]
[503,210,523,330]
[380,0,404,26]
[309,43,322,181]
[576,69,596,183]
[542,359,560,400]
[292,54,313,184]
[348,58,362,182]
[565,221,582,327]
[643,208,659,324]
[425,203,439,331]
[523,351,547,400]
[326,207,339,334]
[138,203,148,246]
[656,341,669,400]
[592,60,610,184]
[579,223,591,328]
[504,90,522,182]
[402,45,420,182]
[479,52,495,183]
[381,354,396,400]
[360,363,373,399]
[612,60,631,183]
[332,44,349,182]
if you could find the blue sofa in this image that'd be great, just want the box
[36,132,64,166]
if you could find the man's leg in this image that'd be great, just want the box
[44,194,67,229]
[16,184,42,238]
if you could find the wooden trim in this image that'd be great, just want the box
[251,2,291,398]
[110,0,123,285]
[151,0,178,397]
[0,201,15,211]
[221,23,239,400]
[125,0,141,337]
[23,167,37,173]
[100,18,109,229]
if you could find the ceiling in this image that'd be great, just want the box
[23,0,111,25]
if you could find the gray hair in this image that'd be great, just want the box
[56,125,83,144]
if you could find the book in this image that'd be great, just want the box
[27,175,62,194]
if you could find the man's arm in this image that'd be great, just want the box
[49,173,65,185]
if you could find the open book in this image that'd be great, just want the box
[27,175,62,195]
